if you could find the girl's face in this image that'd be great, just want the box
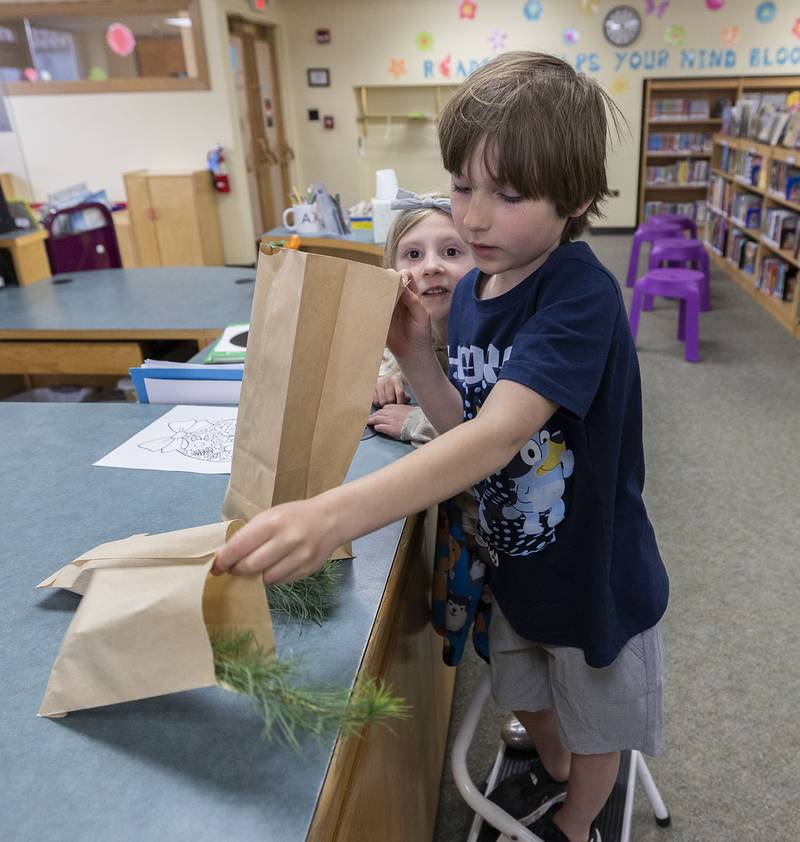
[394,212,473,323]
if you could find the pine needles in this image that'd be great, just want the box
[266,559,343,624]
[211,630,410,751]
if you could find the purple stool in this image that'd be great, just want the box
[626,222,683,287]
[629,268,702,362]
[647,213,697,239]
[646,237,711,312]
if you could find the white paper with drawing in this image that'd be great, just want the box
[94,405,238,474]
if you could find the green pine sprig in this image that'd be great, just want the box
[266,559,343,624]
[211,630,410,751]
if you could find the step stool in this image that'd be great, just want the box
[453,672,671,842]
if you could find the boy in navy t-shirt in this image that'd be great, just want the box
[215,52,668,842]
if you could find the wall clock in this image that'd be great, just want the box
[603,5,642,46]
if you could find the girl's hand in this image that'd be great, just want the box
[373,373,409,407]
[368,404,415,440]
[212,498,337,585]
[386,273,432,362]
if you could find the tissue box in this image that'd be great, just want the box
[372,199,400,244]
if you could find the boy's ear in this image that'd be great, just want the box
[569,198,593,219]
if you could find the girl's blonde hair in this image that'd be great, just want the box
[382,191,452,269]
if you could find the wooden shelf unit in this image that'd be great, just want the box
[704,131,800,338]
[354,84,459,137]
[639,76,800,234]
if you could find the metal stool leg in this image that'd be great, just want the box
[452,672,543,842]
[620,751,671,842]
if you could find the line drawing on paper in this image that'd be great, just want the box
[138,418,237,463]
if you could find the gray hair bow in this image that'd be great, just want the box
[390,188,452,213]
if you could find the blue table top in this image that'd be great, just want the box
[0,267,256,333]
[1,402,411,842]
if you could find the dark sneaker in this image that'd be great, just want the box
[480,757,568,834]
[530,805,601,842]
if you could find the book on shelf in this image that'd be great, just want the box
[650,98,710,120]
[757,256,797,302]
[782,111,800,149]
[643,200,705,224]
[768,160,800,202]
[647,131,712,153]
[742,240,758,274]
[763,208,799,253]
[722,93,800,147]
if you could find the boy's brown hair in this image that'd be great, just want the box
[438,51,623,241]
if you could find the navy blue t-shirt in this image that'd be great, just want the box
[447,240,668,667]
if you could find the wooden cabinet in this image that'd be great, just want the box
[123,170,224,266]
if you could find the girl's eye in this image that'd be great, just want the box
[445,247,462,257]
[404,249,422,260]
[500,193,523,204]
[452,183,471,194]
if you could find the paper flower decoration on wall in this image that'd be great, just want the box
[756,2,776,23]
[611,77,630,96]
[645,0,669,17]
[23,67,38,82]
[562,27,580,45]
[705,0,724,9]
[106,22,136,57]
[439,54,453,78]
[459,0,478,20]
[793,18,800,39]
[524,0,543,22]
[388,58,407,79]
[721,25,740,44]
[416,31,434,51]
[488,30,508,51]
[580,0,599,13]
[665,24,685,46]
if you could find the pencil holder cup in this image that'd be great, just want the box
[282,203,320,235]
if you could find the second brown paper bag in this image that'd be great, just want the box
[222,247,401,556]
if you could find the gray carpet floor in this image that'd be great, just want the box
[432,232,800,842]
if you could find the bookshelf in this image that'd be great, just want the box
[639,76,800,242]
[639,79,739,232]
[705,133,800,338]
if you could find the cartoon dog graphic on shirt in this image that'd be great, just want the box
[479,429,574,557]
[505,430,574,533]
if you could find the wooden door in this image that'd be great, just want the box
[228,18,292,234]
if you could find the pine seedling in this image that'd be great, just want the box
[266,559,343,624]
[211,630,410,751]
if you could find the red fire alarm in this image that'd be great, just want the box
[323,115,334,129]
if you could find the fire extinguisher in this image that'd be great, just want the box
[207,143,230,194]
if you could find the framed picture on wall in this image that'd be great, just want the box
[307,68,330,87]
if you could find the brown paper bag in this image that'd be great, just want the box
[222,248,401,558]
[38,521,274,718]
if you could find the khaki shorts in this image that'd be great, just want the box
[489,601,664,756]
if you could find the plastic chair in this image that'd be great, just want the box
[630,268,703,362]
[43,202,122,274]
[626,222,682,287]
[646,213,697,239]
[452,671,671,842]
[647,237,711,312]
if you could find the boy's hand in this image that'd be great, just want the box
[373,373,409,407]
[386,274,433,363]
[212,498,338,585]
[368,404,415,439]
